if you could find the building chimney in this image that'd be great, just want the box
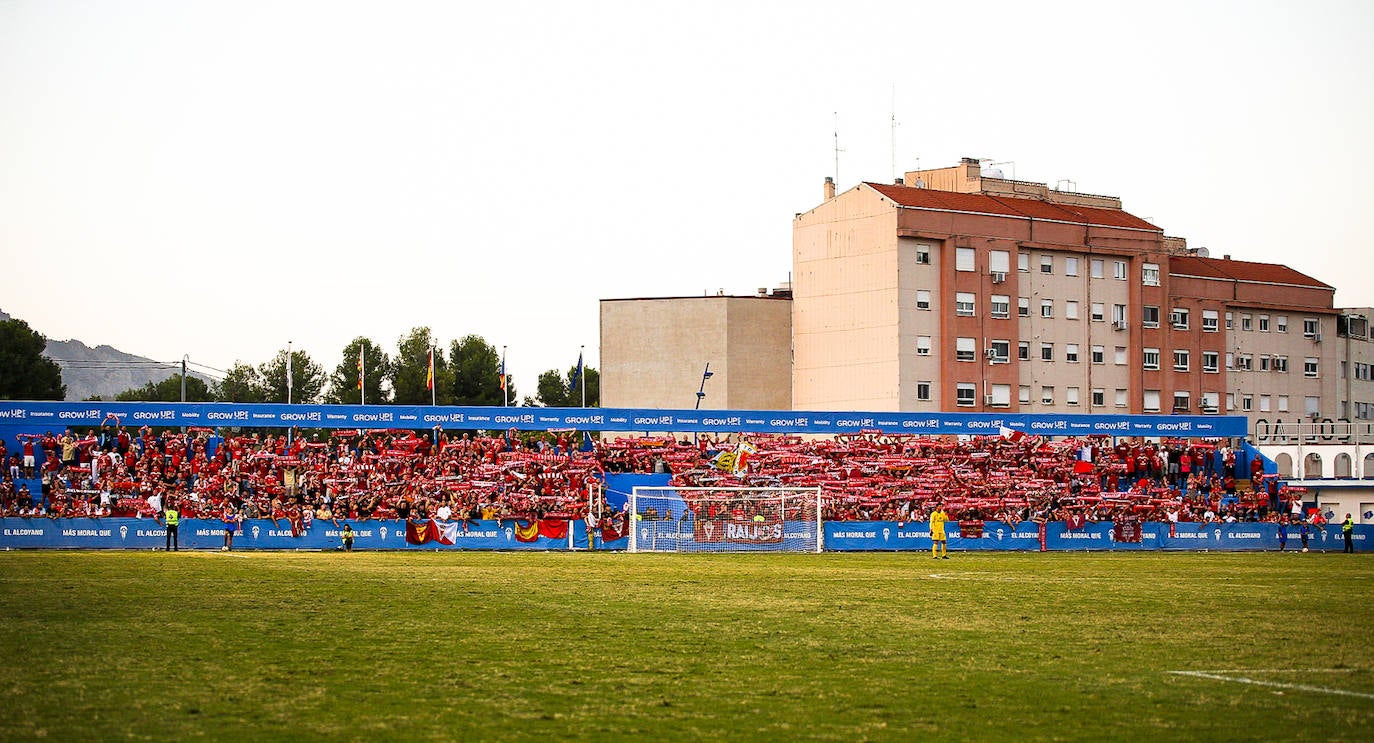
[894,177,904,186]
[823,176,836,200]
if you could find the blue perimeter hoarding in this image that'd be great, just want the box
[0,401,1246,437]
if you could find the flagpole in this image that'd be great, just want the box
[501,345,508,407]
[359,345,365,406]
[287,340,293,404]
[580,345,586,408]
[430,345,436,407]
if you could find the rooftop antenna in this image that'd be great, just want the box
[890,84,900,183]
[833,111,844,189]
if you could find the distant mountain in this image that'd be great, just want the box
[1,309,213,402]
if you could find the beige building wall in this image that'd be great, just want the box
[599,295,791,411]
[793,187,901,410]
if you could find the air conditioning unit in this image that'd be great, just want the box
[1313,332,1323,343]
[984,395,995,405]
[990,271,1006,284]
[985,348,998,360]
[1114,320,1129,331]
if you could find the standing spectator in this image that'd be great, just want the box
[1277,519,1288,552]
[159,499,180,551]
[1343,514,1355,554]
[222,505,240,551]
[1300,520,1311,553]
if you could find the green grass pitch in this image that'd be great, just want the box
[0,550,1370,741]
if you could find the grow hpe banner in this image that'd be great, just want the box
[0,402,1246,437]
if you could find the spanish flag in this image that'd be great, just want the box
[426,348,434,391]
[513,520,539,543]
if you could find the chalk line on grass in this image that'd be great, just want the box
[1169,670,1374,699]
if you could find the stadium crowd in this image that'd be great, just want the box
[0,422,1306,530]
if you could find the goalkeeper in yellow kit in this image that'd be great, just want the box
[930,503,949,559]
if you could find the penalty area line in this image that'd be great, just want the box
[1169,671,1374,699]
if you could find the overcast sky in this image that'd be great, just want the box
[2,0,1371,399]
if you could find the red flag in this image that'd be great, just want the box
[1072,460,1095,475]
[357,347,364,390]
[601,518,627,543]
[406,519,434,544]
[537,519,569,539]
[1066,513,1088,530]
[425,349,434,391]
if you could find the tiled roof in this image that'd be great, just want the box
[866,182,1160,231]
[1170,256,1333,290]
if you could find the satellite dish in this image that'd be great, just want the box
[986,168,1005,179]
[1196,247,1210,258]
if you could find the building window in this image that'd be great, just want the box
[1142,263,1160,286]
[1040,299,1054,318]
[956,337,976,362]
[1144,390,1161,412]
[1171,308,1189,330]
[1226,352,1234,369]
[1114,261,1127,280]
[1040,255,1053,274]
[1242,395,1254,412]
[1091,389,1105,407]
[1241,314,1253,331]
[1173,392,1191,413]
[1116,389,1128,408]
[915,245,931,265]
[956,247,975,272]
[955,292,976,317]
[1258,315,1270,332]
[1018,253,1029,272]
[1305,396,1320,417]
[989,384,1011,407]
[1113,304,1127,327]
[989,340,1011,363]
[1143,306,1160,328]
[1202,351,1219,373]
[1225,312,1233,329]
[916,336,931,356]
[1019,385,1032,404]
[1018,297,1030,317]
[956,383,976,407]
[1304,357,1319,377]
[1041,386,1055,404]
[1303,318,1319,337]
[916,381,932,401]
[1064,257,1079,277]
[1276,315,1288,333]
[1090,259,1104,279]
[1066,344,1080,363]
[1202,392,1220,413]
[1066,387,1080,406]
[1237,354,1253,371]
[989,250,1010,274]
[1277,395,1289,412]
[1273,355,1288,373]
[990,295,1010,319]
[1018,341,1030,361]
[1065,301,1080,320]
[1143,348,1160,370]
[1040,343,1054,362]
[1091,303,1105,322]
[1202,310,1218,332]
[1173,349,1190,371]
[1260,395,1272,413]
[1115,347,1127,365]
[916,290,931,310]
[1259,355,1271,372]
[1091,345,1105,364]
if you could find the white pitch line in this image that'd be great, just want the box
[1181,669,1359,674]
[1169,671,1374,699]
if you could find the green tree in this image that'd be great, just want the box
[216,362,267,403]
[0,318,65,400]
[114,374,215,402]
[529,365,599,407]
[390,327,453,405]
[325,337,391,405]
[260,348,326,404]
[448,335,513,406]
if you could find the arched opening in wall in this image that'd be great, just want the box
[1275,452,1294,478]
[1303,452,1323,479]
[1364,452,1374,480]
[1334,453,1353,479]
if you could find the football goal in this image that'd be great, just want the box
[627,486,823,553]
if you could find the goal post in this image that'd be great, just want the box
[627,486,824,553]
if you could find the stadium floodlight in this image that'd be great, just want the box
[628,486,823,553]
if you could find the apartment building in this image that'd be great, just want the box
[791,158,1342,418]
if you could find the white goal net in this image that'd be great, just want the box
[628,486,823,553]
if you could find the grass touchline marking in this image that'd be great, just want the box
[1169,671,1374,699]
[1183,669,1360,674]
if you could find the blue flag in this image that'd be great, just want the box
[568,351,583,393]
